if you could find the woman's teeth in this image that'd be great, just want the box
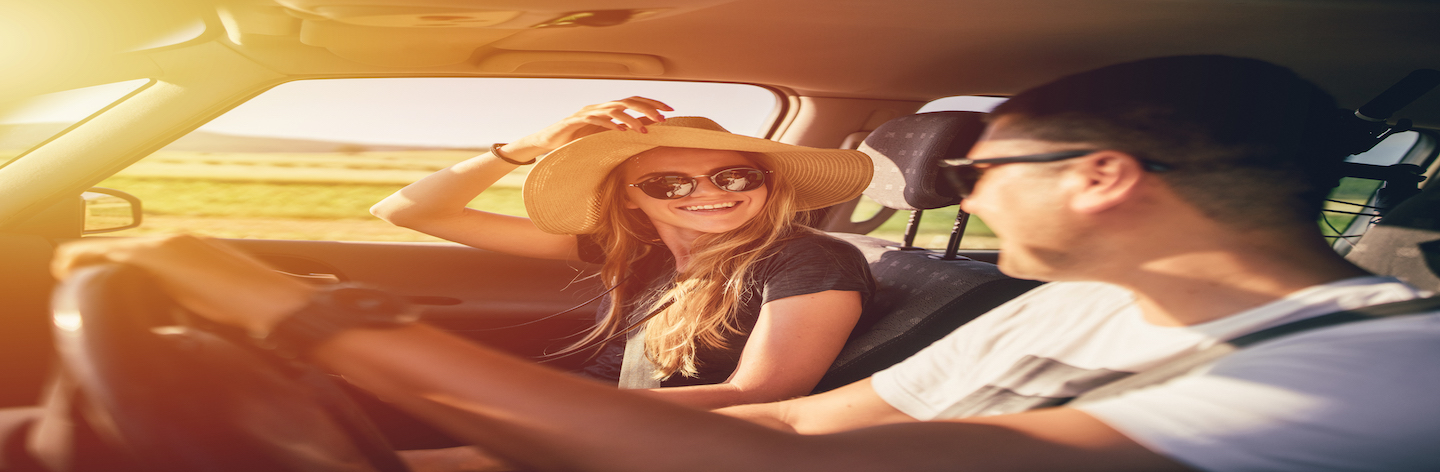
[682,202,738,211]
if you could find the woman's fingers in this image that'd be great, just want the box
[604,108,649,133]
[513,96,676,153]
[617,96,673,123]
[583,96,672,133]
[578,114,627,133]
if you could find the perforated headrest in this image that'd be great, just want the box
[861,111,988,211]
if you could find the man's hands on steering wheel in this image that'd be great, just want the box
[52,234,314,337]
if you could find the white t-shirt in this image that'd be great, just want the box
[871,276,1439,471]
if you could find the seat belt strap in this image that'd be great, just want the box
[614,299,672,390]
[618,323,661,389]
[1069,294,1440,407]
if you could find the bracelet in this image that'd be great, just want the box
[491,143,536,165]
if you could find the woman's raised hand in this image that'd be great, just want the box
[511,97,674,153]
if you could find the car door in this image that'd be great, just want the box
[224,238,604,365]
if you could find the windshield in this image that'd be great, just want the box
[0,79,151,168]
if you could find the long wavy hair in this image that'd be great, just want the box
[550,148,809,380]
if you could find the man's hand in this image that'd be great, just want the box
[51,234,315,337]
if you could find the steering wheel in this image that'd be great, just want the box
[46,263,410,472]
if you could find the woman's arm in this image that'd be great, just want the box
[639,290,863,409]
[370,97,673,261]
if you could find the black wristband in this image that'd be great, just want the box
[491,143,536,165]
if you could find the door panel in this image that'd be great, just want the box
[225,239,605,368]
[0,234,59,407]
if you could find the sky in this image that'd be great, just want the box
[0,79,1412,164]
[2,78,781,148]
[201,78,789,147]
[2,78,1009,149]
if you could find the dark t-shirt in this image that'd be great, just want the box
[575,231,877,387]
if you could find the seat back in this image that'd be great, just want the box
[1346,177,1440,291]
[815,112,1042,392]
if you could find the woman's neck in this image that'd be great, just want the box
[655,228,702,271]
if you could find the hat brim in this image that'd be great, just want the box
[524,117,874,234]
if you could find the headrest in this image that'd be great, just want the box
[1346,179,1440,291]
[860,111,988,211]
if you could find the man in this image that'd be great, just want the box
[50,55,1440,471]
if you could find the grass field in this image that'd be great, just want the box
[95,150,1005,247]
[90,149,1378,249]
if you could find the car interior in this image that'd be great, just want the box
[2,0,1439,469]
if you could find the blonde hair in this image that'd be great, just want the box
[551,149,809,380]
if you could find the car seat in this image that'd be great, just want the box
[813,112,1043,393]
[1345,174,1440,291]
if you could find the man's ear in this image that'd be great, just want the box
[1069,151,1147,214]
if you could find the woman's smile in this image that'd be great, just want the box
[679,200,741,212]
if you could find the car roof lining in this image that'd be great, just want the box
[7,0,1440,127]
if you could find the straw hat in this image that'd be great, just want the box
[524,117,874,235]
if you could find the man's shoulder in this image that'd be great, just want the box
[1007,281,1133,306]
[1078,305,1440,472]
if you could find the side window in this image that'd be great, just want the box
[97,78,777,241]
[856,95,1006,249]
[1326,130,1429,250]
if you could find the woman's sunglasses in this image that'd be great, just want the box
[626,166,772,200]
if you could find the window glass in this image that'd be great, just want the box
[0,79,151,168]
[916,95,1007,114]
[1325,131,1423,249]
[861,95,1007,249]
[98,78,777,241]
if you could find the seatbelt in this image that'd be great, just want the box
[1068,295,1440,407]
[618,324,661,389]
[614,300,672,390]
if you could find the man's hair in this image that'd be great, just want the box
[990,55,1349,228]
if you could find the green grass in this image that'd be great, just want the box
[99,176,529,220]
[93,150,533,241]
[1321,177,1385,237]
[853,196,998,249]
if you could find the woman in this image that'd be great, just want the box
[372,97,876,409]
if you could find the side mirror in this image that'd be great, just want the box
[82,188,142,234]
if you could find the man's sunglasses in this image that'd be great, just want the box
[940,149,1172,197]
[626,166,772,200]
